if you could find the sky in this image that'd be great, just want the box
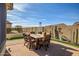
[7,3,79,27]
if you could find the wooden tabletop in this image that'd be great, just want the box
[30,34,44,39]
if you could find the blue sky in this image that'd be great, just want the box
[7,3,79,27]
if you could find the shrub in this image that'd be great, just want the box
[6,28,12,34]
[6,34,23,40]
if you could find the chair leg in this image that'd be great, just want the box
[35,44,40,50]
[44,44,48,51]
[24,42,26,46]
[29,43,31,49]
[39,44,43,49]
[47,44,49,48]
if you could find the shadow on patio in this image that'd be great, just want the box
[32,43,78,56]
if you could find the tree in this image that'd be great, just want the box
[58,28,63,41]
[6,28,11,34]
[55,26,59,39]
[15,25,23,33]
[72,31,75,44]
[76,29,78,45]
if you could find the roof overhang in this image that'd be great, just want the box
[5,3,13,10]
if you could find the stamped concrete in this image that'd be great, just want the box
[5,39,79,56]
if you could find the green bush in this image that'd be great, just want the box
[7,36,23,40]
[6,28,12,33]
[6,34,23,40]
[15,28,23,33]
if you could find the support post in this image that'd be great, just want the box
[0,4,6,55]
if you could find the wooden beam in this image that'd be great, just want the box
[6,3,13,10]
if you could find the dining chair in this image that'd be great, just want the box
[43,33,51,51]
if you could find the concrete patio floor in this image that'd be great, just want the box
[5,39,79,56]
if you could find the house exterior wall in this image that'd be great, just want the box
[22,23,79,44]
[72,24,79,44]
[56,24,72,41]
[6,23,12,28]
[0,4,6,55]
[0,3,13,55]
[6,3,13,10]
[44,25,52,33]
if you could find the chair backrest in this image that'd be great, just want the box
[27,34,31,40]
[23,33,30,40]
[44,33,51,42]
[23,33,26,36]
[23,33,27,38]
[30,32,35,34]
[38,32,42,34]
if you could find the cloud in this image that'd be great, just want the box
[7,14,13,17]
[7,3,31,24]
[42,19,46,21]
[12,3,29,12]
[7,13,29,23]
[7,4,28,13]
[71,16,79,20]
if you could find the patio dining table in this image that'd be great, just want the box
[30,34,44,39]
[30,34,44,50]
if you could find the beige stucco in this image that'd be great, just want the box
[6,22,12,28]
